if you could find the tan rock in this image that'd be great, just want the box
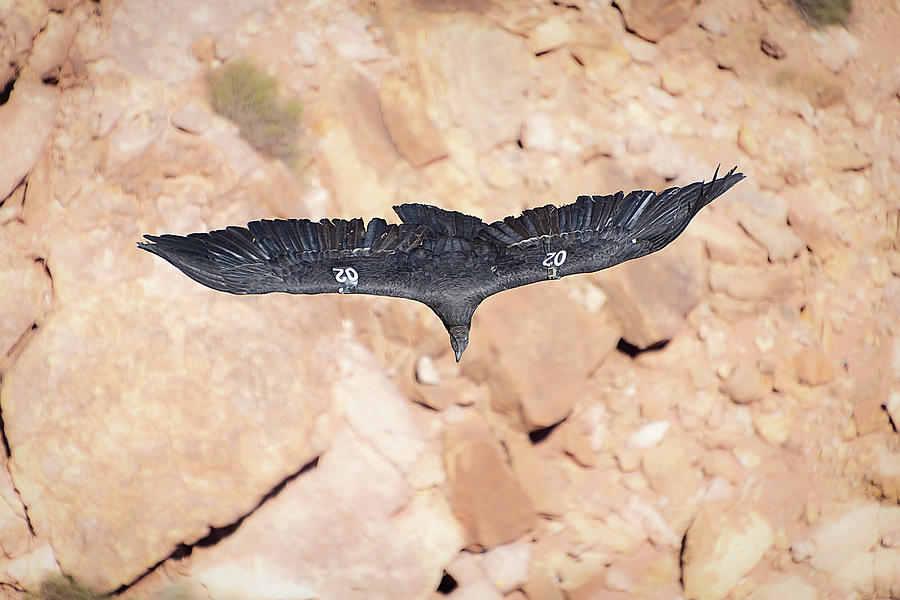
[738,212,804,262]
[708,264,798,301]
[883,530,900,549]
[615,0,694,42]
[809,503,880,591]
[722,358,769,404]
[760,29,786,60]
[874,546,900,599]
[554,551,608,592]
[744,576,817,600]
[321,68,401,180]
[732,186,788,222]
[736,116,819,185]
[866,450,900,503]
[528,15,574,54]
[394,489,467,592]
[848,355,892,435]
[418,19,529,151]
[0,80,58,201]
[626,420,669,449]
[0,498,32,561]
[0,245,52,357]
[476,282,620,429]
[774,64,845,109]
[794,348,834,386]
[621,35,659,65]
[660,70,688,96]
[171,104,211,135]
[414,354,441,385]
[641,435,700,501]
[214,34,237,61]
[406,452,445,490]
[26,12,77,81]
[11,0,50,36]
[189,33,216,63]
[184,429,444,600]
[714,24,765,76]
[699,12,730,35]
[784,186,846,262]
[602,565,634,593]
[702,449,742,484]
[2,287,347,590]
[505,433,570,518]
[886,391,900,437]
[444,418,535,548]
[752,411,793,446]
[737,123,762,158]
[565,512,647,554]
[682,502,775,600]
[0,13,35,93]
[625,496,681,550]
[0,452,33,560]
[814,27,858,74]
[444,551,505,600]
[625,127,655,154]
[600,237,707,349]
[0,543,60,591]
[379,72,448,167]
[290,32,317,66]
[791,538,817,562]
[689,215,769,265]
[339,347,428,475]
[478,540,531,594]
[560,423,597,468]
[849,100,875,128]
[95,103,123,138]
[519,112,559,154]
[826,144,872,171]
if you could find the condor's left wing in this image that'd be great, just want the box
[475,167,745,297]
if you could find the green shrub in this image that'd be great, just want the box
[28,576,196,600]
[209,58,303,162]
[791,0,852,26]
[27,576,106,600]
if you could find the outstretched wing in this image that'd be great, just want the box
[393,203,485,254]
[139,217,430,301]
[476,167,745,296]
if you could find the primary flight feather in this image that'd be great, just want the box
[140,167,745,361]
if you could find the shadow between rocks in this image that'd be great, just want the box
[112,454,321,595]
[0,380,36,537]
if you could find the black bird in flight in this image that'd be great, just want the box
[140,167,744,361]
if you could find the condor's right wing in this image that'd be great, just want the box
[139,216,433,301]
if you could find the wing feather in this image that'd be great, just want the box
[478,167,744,249]
[247,220,282,256]
[478,167,745,297]
[140,216,429,298]
[393,203,485,239]
[298,220,319,252]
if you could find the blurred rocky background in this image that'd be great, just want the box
[1,0,899,598]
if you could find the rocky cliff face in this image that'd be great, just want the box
[1,0,899,598]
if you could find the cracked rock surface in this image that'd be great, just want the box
[1,0,899,599]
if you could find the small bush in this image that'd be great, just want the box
[791,0,852,26]
[27,576,106,600]
[209,58,303,162]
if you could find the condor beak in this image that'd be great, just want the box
[448,326,469,363]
